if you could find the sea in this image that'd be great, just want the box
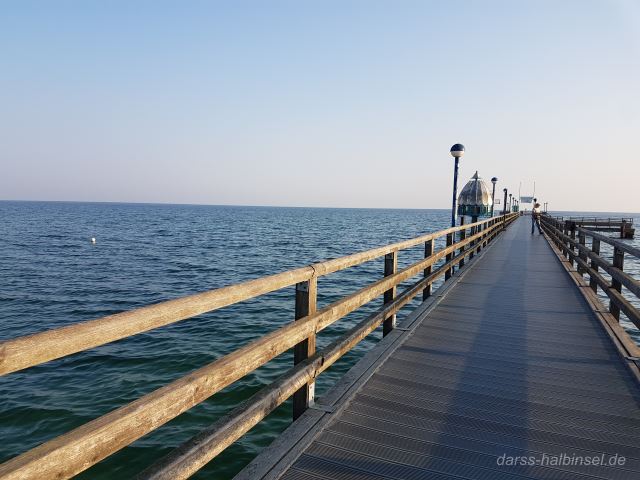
[1,201,639,479]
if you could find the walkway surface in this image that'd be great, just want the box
[245,217,640,480]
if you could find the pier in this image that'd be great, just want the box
[1,213,639,479]
[553,216,635,239]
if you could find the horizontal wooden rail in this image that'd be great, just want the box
[576,226,640,258]
[1,217,500,376]
[540,216,640,330]
[0,213,519,480]
[138,218,512,480]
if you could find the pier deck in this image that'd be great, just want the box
[241,217,640,480]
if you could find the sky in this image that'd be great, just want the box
[1,0,639,212]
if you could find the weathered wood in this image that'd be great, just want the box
[252,217,640,480]
[0,218,515,480]
[569,222,576,267]
[293,278,317,420]
[610,247,624,320]
[0,217,506,377]
[576,226,640,258]
[541,218,640,330]
[422,239,434,300]
[577,231,587,275]
[382,252,398,336]
[590,238,600,292]
[139,251,473,480]
[0,266,315,376]
[445,232,454,280]
[558,233,640,300]
[458,217,466,269]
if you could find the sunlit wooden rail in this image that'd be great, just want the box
[236,215,640,480]
[0,213,519,480]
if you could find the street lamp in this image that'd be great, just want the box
[509,193,513,212]
[490,177,498,217]
[502,188,508,215]
[449,144,465,227]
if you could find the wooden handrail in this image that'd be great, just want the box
[0,217,495,377]
[575,226,640,258]
[0,213,519,480]
[540,216,640,329]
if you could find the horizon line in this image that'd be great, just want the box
[1,198,638,215]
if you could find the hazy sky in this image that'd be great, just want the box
[1,1,639,211]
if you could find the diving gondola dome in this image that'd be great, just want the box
[457,171,493,217]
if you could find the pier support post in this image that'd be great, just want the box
[563,221,570,259]
[423,239,434,301]
[458,217,466,269]
[293,278,317,420]
[470,216,478,259]
[445,233,454,280]
[589,238,600,292]
[383,252,397,336]
[577,231,587,275]
[609,247,624,320]
[569,222,577,267]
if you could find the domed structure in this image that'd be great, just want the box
[457,171,493,217]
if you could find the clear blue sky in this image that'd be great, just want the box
[1,1,638,211]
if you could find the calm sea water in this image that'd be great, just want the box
[1,202,638,479]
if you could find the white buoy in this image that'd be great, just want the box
[91,237,96,244]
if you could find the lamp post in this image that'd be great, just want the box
[449,144,465,227]
[508,193,513,212]
[490,177,498,217]
[502,188,508,214]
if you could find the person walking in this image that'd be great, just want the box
[531,200,542,234]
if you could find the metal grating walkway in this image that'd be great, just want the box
[256,217,640,480]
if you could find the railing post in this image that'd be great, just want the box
[293,277,317,420]
[482,220,489,247]
[569,222,576,267]
[383,251,397,336]
[577,231,587,275]
[609,247,624,320]
[422,239,434,300]
[459,217,466,268]
[445,232,454,280]
[469,219,477,260]
[589,238,600,292]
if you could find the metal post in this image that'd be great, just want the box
[451,157,459,227]
[490,178,497,217]
[502,189,508,215]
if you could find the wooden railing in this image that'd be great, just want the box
[547,215,635,238]
[540,215,640,331]
[0,212,519,480]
